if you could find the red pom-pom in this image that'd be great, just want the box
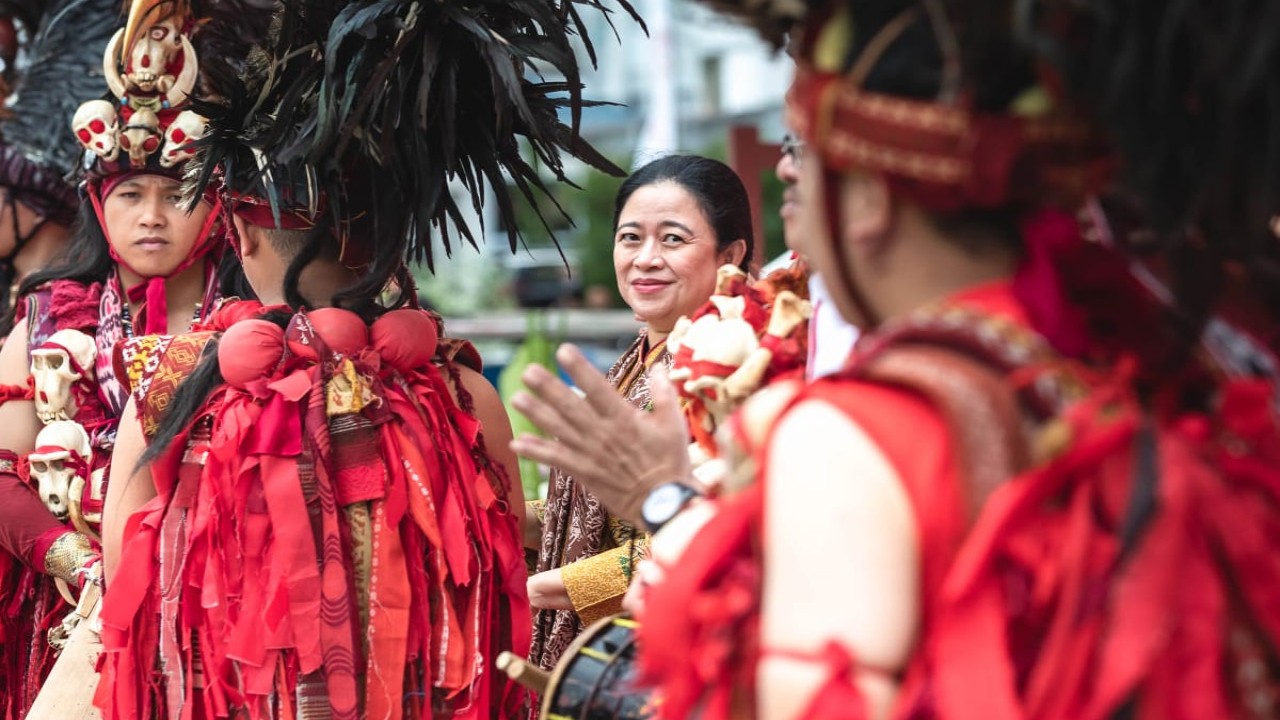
[371,309,438,372]
[218,319,285,388]
[287,308,368,360]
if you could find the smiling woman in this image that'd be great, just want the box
[527,154,752,672]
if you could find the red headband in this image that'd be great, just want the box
[789,65,1113,212]
[223,188,372,270]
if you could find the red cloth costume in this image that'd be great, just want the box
[0,272,195,719]
[637,2,1280,717]
[96,301,529,719]
[641,282,1280,719]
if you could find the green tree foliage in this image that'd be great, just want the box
[497,313,562,499]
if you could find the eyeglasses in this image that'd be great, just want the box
[781,134,805,168]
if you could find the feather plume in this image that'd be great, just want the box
[189,0,644,285]
[2,0,118,176]
[186,0,277,99]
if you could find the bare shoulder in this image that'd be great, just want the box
[767,397,908,502]
[761,396,921,675]
[439,361,500,414]
[456,364,501,407]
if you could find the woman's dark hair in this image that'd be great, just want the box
[613,154,755,270]
[1026,0,1280,329]
[16,201,114,298]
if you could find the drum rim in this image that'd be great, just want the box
[540,613,640,718]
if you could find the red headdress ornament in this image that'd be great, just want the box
[785,1,1116,351]
[788,3,1112,214]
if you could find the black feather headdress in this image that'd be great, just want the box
[0,0,117,225]
[188,0,644,298]
[0,0,46,86]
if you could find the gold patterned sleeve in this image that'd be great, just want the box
[560,537,650,626]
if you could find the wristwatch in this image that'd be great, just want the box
[640,482,701,534]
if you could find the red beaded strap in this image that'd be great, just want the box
[0,378,33,409]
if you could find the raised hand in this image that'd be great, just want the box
[510,344,694,526]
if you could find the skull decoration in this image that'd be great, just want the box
[72,100,121,162]
[76,1,200,169]
[670,265,812,426]
[667,264,812,495]
[120,106,163,168]
[28,421,93,522]
[160,109,208,168]
[124,17,183,94]
[102,17,199,107]
[30,329,97,425]
[669,294,762,422]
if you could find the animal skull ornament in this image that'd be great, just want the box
[669,294,762,424]
[160,110,208,167]
[30,330,97,425]
[119,106,163,168]
[667,263,812,500]
[28,421,93,522]
[102,21,199,109]
[73,100,122,161]
[125,17,183,94]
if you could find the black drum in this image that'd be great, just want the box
[540,614,656,719]
[499,614,658,719]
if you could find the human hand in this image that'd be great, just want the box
[510,344,693,526]
[527,568,572,610]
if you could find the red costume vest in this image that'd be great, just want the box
[640,282,1280,720]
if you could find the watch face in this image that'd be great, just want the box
[643,483,689,525]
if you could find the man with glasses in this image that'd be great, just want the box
[778,132,860,379]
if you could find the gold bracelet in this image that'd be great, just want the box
[43,531,98,586]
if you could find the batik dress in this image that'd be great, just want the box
[528,330,671,671]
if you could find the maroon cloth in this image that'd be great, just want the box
[0,474,62,567]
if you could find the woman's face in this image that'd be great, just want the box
[103,174,211,279]
[613,181,740,334]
